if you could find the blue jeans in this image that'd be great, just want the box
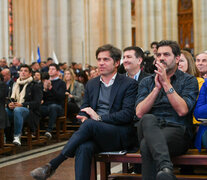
[202,129,207,148]
[40,104,63,132]
[6,107,30,136]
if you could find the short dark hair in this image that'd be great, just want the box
[123,46,144,59]
[96,44,121,63]
[157,40,181,57]
[49,63,60,71]
[150,41,158,48]
[47,57,53,61]
[20,64,32,73]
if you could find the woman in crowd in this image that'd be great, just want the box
[178,50,205,151]
[77,70,88,87]
[64,68,84,124]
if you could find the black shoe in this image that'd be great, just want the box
[30,163,55,180]
[156,168,177,180]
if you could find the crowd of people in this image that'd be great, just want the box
[0,40,207,180]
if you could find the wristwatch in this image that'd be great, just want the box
[166,87,175,94]
[97,115,102,121]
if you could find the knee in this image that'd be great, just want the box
[75,141,95,156]
[13,107,22,114]
[140,114,157,129]
[140,139,150,157]
[48,104,60,112]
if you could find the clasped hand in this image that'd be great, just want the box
[76,107,99,123]
[8,102,22,109]
[154,61,170,89]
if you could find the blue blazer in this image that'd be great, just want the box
[194,79,207,151]
[79,73,138,150]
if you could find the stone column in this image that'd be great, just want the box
[70,0,85,64]
[135,0,178,51]
[59,0,70,63]
[47,0,57,58]
[0,0,9,59]
[121,0,131,49]
[193,0,207,54]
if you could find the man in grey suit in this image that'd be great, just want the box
[31,44,138,180]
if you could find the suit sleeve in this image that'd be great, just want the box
[22,83,42,110]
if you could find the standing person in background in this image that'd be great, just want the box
[64,68,84,124]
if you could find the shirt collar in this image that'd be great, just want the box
[50,77,59,81]
[126,70,141,81]
[100,73,117,87]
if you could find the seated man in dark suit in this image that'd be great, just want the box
[136,40,198,180]
[31,44,138,180]
[123,46,149,83]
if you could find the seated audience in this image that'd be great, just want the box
[41,57,54,72]
[150,41,158,58]
[77,70,88,87]
[6,64,42,146]
[178,50,204,122]
[31,44,138,180]
[10,57,21,81]
[0,57,9,71]
[195,52,207,79]
[0,74,9,133]
[64,68,84,123]
[136,40,198,180]
[40,63,66,139]
[1,68,15,142]
[33,71,42,84]
[194,79,207,151]
[123,46,149,83]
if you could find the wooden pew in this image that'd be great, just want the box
[21,124,47,150]
[40,94,73,142]
[91,149,207,180]
[0,129,16,154]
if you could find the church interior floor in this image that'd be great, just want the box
[0,141,121,180]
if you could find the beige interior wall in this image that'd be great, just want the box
[2,0,207,64]
[0,0,9,60]
[135,0,178,51]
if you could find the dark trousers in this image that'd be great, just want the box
[40,104,63,132]
[138,114,190,180]
[67,102,80,123]
[61,119,124,180]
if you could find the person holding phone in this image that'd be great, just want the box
[6,64,42,146]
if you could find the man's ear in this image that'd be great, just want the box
[175,55,180,64]
[138,58,143,65]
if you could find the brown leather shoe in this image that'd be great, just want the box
[156,168,177,180]
[30,163,55,180]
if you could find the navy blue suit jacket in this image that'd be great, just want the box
[79,73,138,150]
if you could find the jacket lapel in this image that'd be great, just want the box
[92,77,101,109]
[109,74,122,109]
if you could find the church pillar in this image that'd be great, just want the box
[0,0,9,60]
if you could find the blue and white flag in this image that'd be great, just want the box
[37,46,41,63]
